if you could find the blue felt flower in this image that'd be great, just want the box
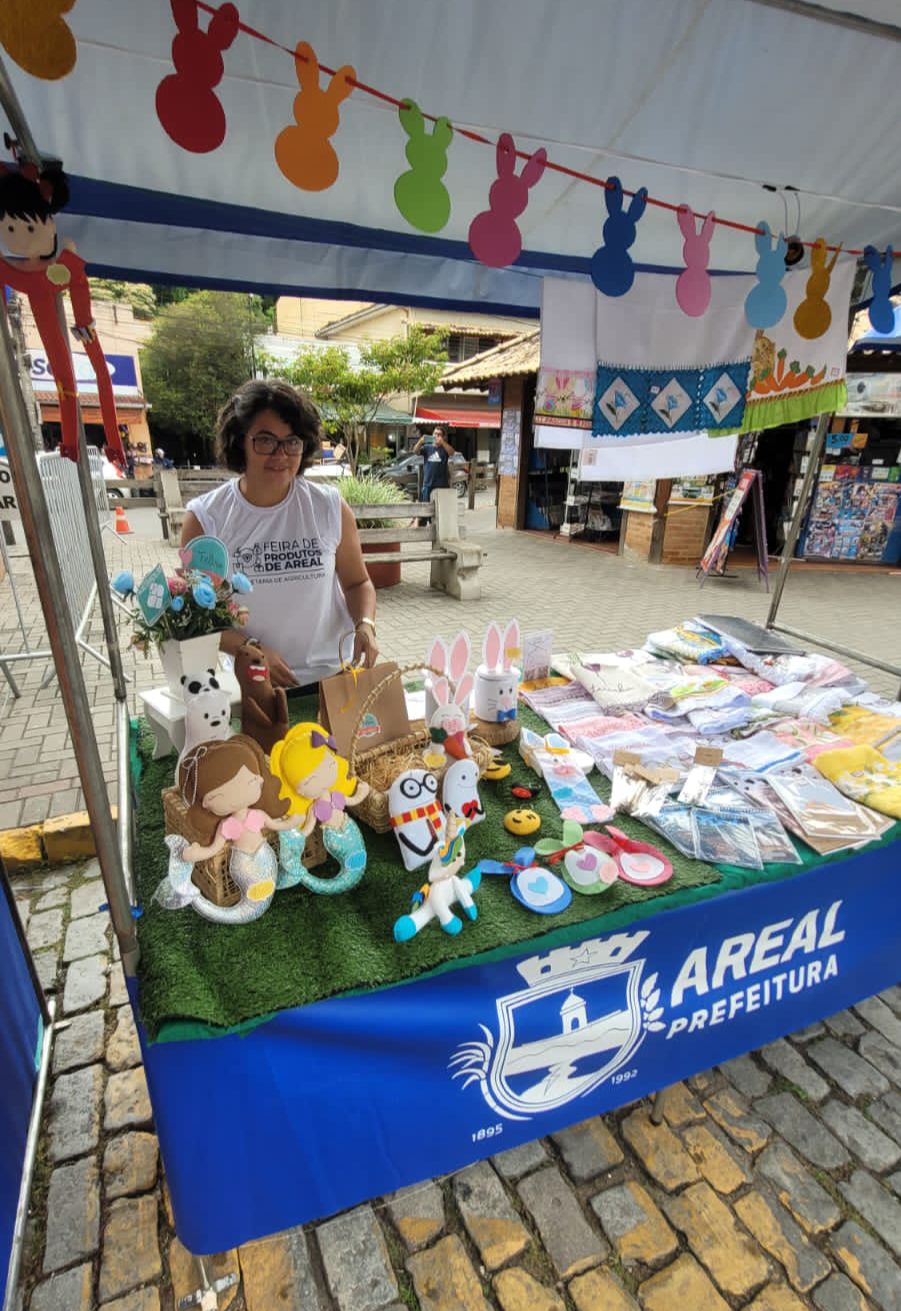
[230,571,252,595]
[192,582,217,610]
[170,595,185,613]
[111,570,134,597]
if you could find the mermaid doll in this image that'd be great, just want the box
[158,735,302,923]
[270,723,370,893]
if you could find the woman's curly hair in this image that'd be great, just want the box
[214,379,322,475]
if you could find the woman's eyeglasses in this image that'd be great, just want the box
[251,434,304,456]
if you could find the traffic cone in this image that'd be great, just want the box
[114,504,133,535]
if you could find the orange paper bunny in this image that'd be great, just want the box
[793,238,842,341]
[0,0,76,81]
[275,41,356,192]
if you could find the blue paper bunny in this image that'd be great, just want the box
[864,245,895,335]
[590,176,648,297]
[744,220,788,330]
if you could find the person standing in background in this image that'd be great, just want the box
[413,424,455,502]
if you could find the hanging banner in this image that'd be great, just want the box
[143,839,900,1254]
[697,467,768,587]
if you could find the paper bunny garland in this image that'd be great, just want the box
[156,0,239,153]
[394,98,453,233]
[590,176,648,298]
[794,237,842,340]
[275,41,356,191]
[864,245,895,335]
[0,0,78,80]
[474,620,521,724]
[744,220,788,330]
[675,206,715,317]
[468,133,546,269]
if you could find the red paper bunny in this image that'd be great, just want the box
[156,0,240,154]
[468,134,547,269]
[0,161,125,466]
[675,206,715,317]
[275,42,356,192]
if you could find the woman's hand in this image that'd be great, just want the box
[352,623,379,668]
[257,644,296,688]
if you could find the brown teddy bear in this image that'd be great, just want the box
[233,641,289,757]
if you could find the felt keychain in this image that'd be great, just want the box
[0,0,78,80]
[468,134,546,269]
[275,41,356,191]
[0,159,126,466]
[394,99,454,233]
[156,0,239,153]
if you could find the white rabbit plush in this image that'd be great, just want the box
[177,668,233,769]
[424,632,472,723]
[426,674,474,767]
[474,620,521,724]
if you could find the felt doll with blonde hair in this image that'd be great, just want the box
[270,722,369,892]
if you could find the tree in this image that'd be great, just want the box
[89,279,157,320]
[140,291,268,461]
[261,325,448,472]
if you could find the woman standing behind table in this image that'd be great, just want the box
[180,380,378,690]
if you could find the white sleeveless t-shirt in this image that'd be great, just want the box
[186,476,352,685]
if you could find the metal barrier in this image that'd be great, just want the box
[0,447,121,697]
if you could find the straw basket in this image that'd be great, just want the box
[163,787,326,908]
[348,663,494,834]
[473,716,521,747]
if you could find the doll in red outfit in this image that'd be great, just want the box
[0,160,125,466]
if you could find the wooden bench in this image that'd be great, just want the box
[155,468,232,541]
[353,488,485,600]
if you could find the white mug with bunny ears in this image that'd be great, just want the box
[474,620,521,723]
[424,632,473,724]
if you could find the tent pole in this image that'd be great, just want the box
[0,299,138,973]
[766,411,830,630]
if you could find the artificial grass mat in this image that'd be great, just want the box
[132,699,898,1043]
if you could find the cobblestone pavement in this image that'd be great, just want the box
[5,495,901,1309]
[0,493,898,827]
[13,859,901,1310]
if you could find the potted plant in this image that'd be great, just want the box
[111,567,252,697]
[336,473,412,590]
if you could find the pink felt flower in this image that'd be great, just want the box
[167,576,188,595]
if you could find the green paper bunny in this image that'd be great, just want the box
[394,98,453,233]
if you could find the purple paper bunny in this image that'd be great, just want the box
[590,176,648,297]
[675,206,715,317]
[468,133,547,269]
[864,245,895,336]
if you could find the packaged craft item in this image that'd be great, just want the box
[630,763,680,819]
[678,746,723,807]
[746,810,801,865]
[766,763,884,841]
[692,808,763,869]
[646,804,697,858]
[609,750,645,812]
[814,745,901,820]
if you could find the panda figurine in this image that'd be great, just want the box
[177,668,233,768]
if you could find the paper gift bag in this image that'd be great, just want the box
[319,661,411,759]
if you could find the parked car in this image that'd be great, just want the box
[101,456,130,497]
[378,451,469,499]
[306,460,352,481]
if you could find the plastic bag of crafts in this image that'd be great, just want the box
[691,808,763,868]
[645,804,697,858]
[746,809,802,865]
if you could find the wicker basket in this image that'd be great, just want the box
[474,716,521,747]
[348,664,494,834]
[163,787,326,907]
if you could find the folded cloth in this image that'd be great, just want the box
[722,638,856,689]
[752,683,852,724]
[569,655,655,712]
[720,731,803,774]
[688,703,755,735]
[646,622,728,665]
[815,745,901,819]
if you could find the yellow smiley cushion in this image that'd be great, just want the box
[504,808,541,837]
[484,760,512,781]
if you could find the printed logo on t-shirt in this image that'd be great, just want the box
[233,537,326,583]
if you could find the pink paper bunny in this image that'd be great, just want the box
[468,134,547,269]
[156,0,240,154]
[675,206,716,317]
[474,620,521,723]
[425,632,474,724]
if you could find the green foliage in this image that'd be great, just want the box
[262,325,447,471]
[140,292,267,459]
[88,278,157,319]
[126,570,250,653]
[335,472,411,527]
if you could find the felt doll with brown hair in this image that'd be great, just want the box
[233,639,289,756]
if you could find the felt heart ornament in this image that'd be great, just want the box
[511,866,572,915]
[562,846,618,894]
[618,852,667,884]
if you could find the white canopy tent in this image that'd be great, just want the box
[5,0,900,312]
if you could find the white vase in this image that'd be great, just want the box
[159,632,223,699]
